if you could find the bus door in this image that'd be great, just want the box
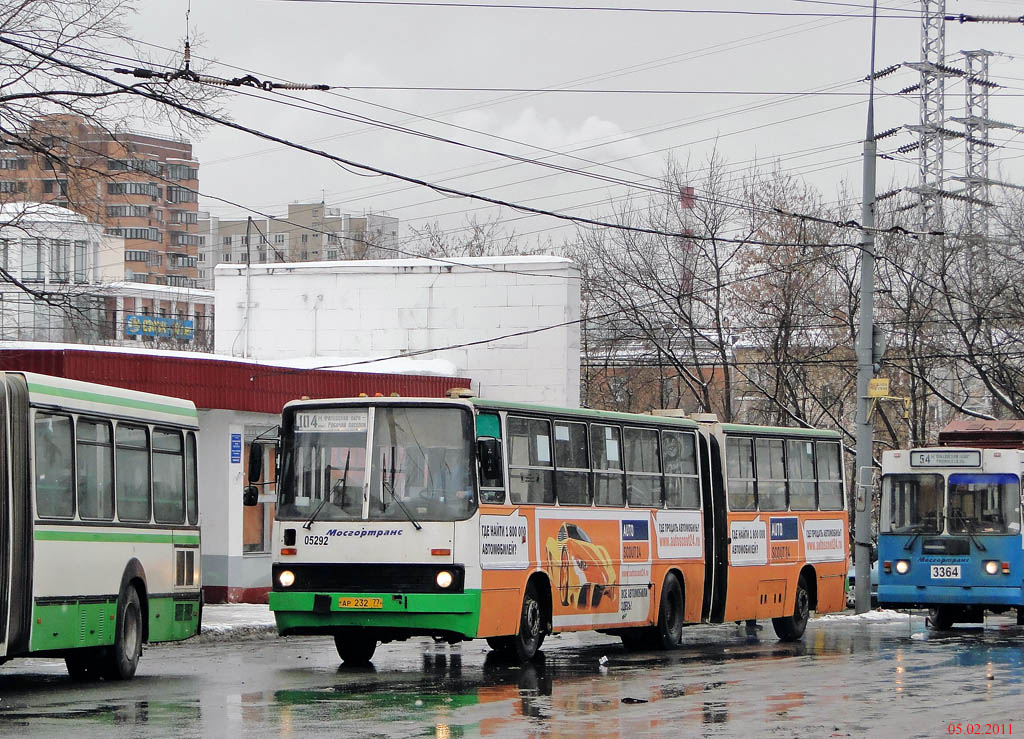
[1,373,31,655]
[700,432,729,624]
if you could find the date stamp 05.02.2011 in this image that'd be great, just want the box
[947,724,1012,736]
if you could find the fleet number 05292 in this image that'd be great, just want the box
[304,535,329,546]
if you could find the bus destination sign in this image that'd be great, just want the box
[909,450,981,468]
[294,410,367,433]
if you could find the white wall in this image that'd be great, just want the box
[214,256,581,406]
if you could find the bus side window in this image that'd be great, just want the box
[755,438,787,511]
[186,432,199,525]
[816,441,844,510]
[35,412,74,518]
[116,423,151,522]
[624,427,660,507]
[663,430,700,509]
[478,437,506,504]
[553,420,590,505]
[507,416,554,505]
[153,429,185,524]
[77,418,114,520]
[787,439,816,510]
[726,436,756,511]
[591,424,625,507]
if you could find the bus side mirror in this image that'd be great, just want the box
[478,438,500,480]
[248,443,264,483]
[243,485,259,507]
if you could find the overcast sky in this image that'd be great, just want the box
[127,1,1024,247]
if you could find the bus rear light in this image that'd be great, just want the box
[895,560,910,575]
[883,560,892,574]
[1002,562,1011,575]
[984,560,999,575]
[281,547,297,556]
[431,548,451,556]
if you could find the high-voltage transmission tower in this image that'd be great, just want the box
[904,0,954,238]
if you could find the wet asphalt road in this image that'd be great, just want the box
[1,615,1022,738]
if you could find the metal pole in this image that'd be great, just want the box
[243,216,252,359]
[854,0,879,614]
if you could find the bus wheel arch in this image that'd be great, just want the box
[118,559,150,643]
[799,565,818,612]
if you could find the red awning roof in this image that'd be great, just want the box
[0,348,470,414]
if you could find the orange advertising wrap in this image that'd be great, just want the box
[477,505,707,637]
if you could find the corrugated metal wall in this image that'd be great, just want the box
[0,349,471,413]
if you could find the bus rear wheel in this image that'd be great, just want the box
[334,630,377,665]
[101,586,143,680]
[773,575,811,642]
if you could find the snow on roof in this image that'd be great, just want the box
[0,202,91,225]
[213,254,574,274]
[0,341,460,377]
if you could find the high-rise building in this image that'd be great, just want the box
[197,204,398,288]
[1,114,201,288]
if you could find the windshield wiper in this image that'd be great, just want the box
[303,451,351,530]
[382,450,422,531]
[952,512,987,552]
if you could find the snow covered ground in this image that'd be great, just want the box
[197,603,277,642]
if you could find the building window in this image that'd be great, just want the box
[107,182,160,197]
[222,252,231,262]
[22,238,42,280]
[166,164,198,181]
[0,181,27,193]
[166,186,198,203]
[300,233,308,244]
[274,234,285,244]
[74,241,88,282]
[107,205,151,218]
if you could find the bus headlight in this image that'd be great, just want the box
[435,570,453,589]
[895,560,910,575]
[984,560,999,575]
[278,569,296,588]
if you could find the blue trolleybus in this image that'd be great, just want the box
[877,422,1024,629]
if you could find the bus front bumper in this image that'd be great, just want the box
[878,583,1024,609]
[269,590,481,639]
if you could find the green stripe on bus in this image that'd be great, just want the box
[34,530,200,545]
[27,382,198,422]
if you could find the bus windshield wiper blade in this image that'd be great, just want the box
[955,516,987,552]
[303,451,351,530]
[382,451,422,531]
[904,531,921,551]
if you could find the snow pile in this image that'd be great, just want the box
[197,603,277,642]
[816,609,911,623]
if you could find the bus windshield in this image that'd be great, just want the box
[277,406,476,522]
[883,474,944,534]
[947,473,1022,535]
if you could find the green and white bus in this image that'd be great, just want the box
[0,371,201,680]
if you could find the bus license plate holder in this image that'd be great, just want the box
[338,597,384,609]
[930,565,961,579]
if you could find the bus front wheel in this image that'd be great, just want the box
[928,606,956,631]
[773,575,811,642]
[334,630,377,664]
[513,581,546,661]
[101,586,143,680]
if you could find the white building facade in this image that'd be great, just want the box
[213,256,581,406]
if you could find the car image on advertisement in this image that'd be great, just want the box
[544,522,617,610]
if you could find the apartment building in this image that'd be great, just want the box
[198,204,398,288]
[0,113,201,288]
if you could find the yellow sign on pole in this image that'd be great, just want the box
[867,378,890,398]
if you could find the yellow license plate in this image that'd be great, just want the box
[337,597,383,609]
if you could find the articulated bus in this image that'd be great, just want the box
[254,396,848,663]
[878,439,1024,628]
[0,372,201,680]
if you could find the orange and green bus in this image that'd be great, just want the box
[254,396,847,663]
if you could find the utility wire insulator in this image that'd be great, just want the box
[865,63,901,81]
[947,13,1024,24]
[872,127,901,141]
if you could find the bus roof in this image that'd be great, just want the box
[468,398,699,429]
[716,422,840,439]
[17,371,199,428]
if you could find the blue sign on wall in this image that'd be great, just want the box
[230,433,242,464]
[769,517,799,541]
[125,314,194,341]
